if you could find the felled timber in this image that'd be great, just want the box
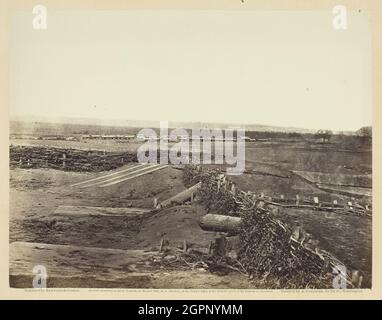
[186,165,358,288]
[9,145,137,172]
[53,205,151,217]
[198,214,242,234]
[159,182,201,208]
[9,241,159,288]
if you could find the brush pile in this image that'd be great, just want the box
[9,145,137,172]
[183,165,354,288]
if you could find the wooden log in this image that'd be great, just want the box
[159,182,201,208]
[198,214,242,234]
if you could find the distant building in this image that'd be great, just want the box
[240,136,254,142]
[38,135,65,140]
[101,135,135,140]
[81,134,134,140]
[136,133,157,141]
[81,135,101,140]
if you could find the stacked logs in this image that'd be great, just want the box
[9,145,137,172]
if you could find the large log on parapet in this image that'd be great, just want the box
[159,182,201,208]
[198,214,242,234]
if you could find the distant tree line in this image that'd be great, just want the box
[357,126,372,138]
[315,129,333,143]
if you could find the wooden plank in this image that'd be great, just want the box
[53,205,151,217]
[81,164,162,188]
[159,182,201,208]
[99,164,168,187]
[70,163,143,187]
[10,241,160,287]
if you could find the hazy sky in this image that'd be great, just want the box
[10,10,372,131]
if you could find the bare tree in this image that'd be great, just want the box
[357,126,372,138]
[356,126,372,143]
[315,129,333,143]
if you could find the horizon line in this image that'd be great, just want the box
[9,114,371,133]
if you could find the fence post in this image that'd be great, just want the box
[231,183,236,196]
[208,240,213,255]
[214,235,226,257]
[159,236,165,252]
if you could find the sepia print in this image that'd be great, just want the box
[8,8,372,290]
